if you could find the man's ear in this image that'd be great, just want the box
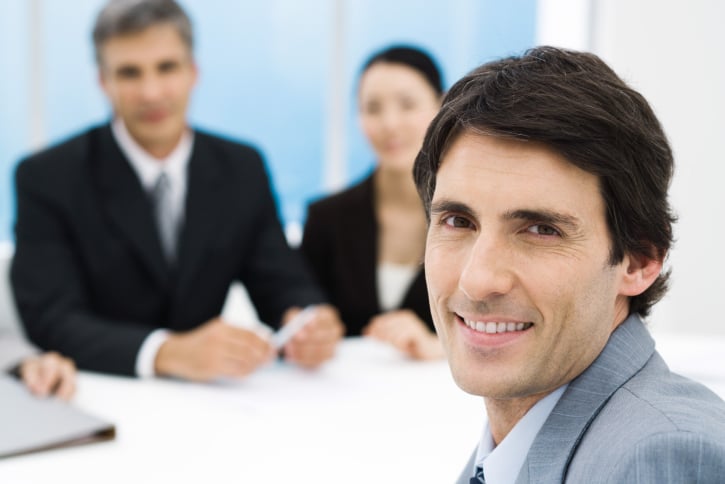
[618,250,664,297]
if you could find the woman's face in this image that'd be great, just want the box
[359,62,441,173]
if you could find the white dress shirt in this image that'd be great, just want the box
[474,384,568,484]
[376,262,417,312]
[110,118,194,378]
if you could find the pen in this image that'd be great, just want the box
[271,305,317,349]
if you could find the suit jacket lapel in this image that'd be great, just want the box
[173,134,223,302]
[359,172,426,315]
[92,125,169,288]
[345,173,379,311]
[518,315,655,483]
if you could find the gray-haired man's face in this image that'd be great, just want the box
[99,23,197,158]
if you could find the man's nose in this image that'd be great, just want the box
[458,233,515,302]
[139,74,164,101]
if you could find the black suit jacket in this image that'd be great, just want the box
[11,124,324,376]
[300,173,433,336]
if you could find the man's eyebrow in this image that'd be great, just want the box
[158,59,180,69]
[115,64,140,76]
[503,209,581,229]
[430,199,477,217]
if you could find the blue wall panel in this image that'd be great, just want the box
[0,0,536,241]
[343,0,537,186]
[0,0,31,242]
[186,0,331,225]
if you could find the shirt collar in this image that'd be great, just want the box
[475,384,568,484]
[111,117,194,192]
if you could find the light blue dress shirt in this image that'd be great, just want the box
[474,385,568,484]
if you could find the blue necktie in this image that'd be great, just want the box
[470,466,485,483]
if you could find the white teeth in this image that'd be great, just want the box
[463,318,530,334]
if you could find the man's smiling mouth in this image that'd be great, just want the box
[459,316,533,334]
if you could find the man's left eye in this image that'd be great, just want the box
[526,224,560,236]
[159,61,179,73]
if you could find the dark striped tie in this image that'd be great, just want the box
[151,172,177,263]
[470,465,485,483]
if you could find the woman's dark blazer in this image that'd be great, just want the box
[300,172,434,336]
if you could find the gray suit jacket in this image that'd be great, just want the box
[0,328,37,372]
[456,315,725,483]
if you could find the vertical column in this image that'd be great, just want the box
[28,0,45,151]
[322,0,348,192]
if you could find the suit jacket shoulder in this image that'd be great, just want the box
[568,351,725,483]
[191,129,266,170]
[19,125,99,168]
[519,315,725,483]
[306,173,374,219]
[15,125,103,199]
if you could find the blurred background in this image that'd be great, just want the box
[0,0,723,336]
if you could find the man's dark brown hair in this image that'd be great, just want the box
[413,46,676,317]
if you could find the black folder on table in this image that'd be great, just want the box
[0,375,115,458]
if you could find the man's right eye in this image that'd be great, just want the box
[116,67,140,79]
[443,215,472,229]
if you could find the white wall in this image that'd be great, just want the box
[537,0,725,335]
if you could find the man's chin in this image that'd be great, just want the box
[446,356,491,398]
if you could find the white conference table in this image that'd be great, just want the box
[0,338,484,484]
[1,332,724,484]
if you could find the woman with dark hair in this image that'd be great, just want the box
[301,45,443,360]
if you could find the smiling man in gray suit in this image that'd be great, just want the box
[413,46,725,483]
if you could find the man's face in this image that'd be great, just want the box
[425,132,632,404]
[99,23,197,157]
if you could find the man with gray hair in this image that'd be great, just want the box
[11,0,343,381]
